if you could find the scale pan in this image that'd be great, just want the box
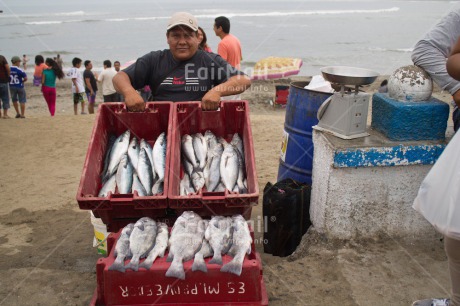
[321,66,379,86]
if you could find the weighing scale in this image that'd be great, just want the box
[313,66,379,139]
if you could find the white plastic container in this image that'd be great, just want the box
[90,211,111,255]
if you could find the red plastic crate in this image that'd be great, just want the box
[168,101,259,220]
[90,228,268,306]
[76,102,173,232]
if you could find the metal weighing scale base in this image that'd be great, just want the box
[312,125,369,139]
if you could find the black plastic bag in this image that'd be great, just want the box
[263,178,312,257]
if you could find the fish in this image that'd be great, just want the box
[138,222,169,270]
[235,150,247,194]
[140,139,156,181]
[205,143,223,192]
[182,156,194,177]
[180,173,194,196]
[137,148,154,196]
[192,133,207,170]
[204,130,218,151]
[214,183,226,192]
[101,134,117,184]
[125,217,157,271]
[127,137,140,170]
[181,134,198,169]
[116,154,133,194]
[105,130,130,180]
[230,133,244,163]
[206,216,233,265]
[191,171,205,192]
[192,220,213,273]
[220,144,239,192]
[151,180,164,195]
[153,132,166,182]
[166,211,206,280]
[132,173,147,197]
[108,223,134,272]
[221,215,252,276]
[98,174,117,197]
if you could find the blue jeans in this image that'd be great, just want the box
[454,107,460,133]
[0,83,10,109]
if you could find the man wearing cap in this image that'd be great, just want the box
[9,56,28,118]
[113,12,251,111]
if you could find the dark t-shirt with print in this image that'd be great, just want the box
[123,49,244,102]
[83,69,98,93]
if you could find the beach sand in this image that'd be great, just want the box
[0,77,453,305]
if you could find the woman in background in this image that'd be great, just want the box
[197,27,212,52]
[41,58,64,116]
[33,55,47,86]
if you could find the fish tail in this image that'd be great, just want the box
[138,257,154,270]
[108,258,126,273]
[192,255,208,273]
[208,253,223,265]
[125,257,140,272]
[165,257,185,280]
[220,254,244,276]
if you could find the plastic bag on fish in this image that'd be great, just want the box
[413,131,460,240]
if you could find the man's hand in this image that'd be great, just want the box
[125,90,146,112]
[201,90,221,110]
[453,90,460,108]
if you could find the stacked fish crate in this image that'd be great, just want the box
[77,101,267,305]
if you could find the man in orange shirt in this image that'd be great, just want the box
[214,16,242,70]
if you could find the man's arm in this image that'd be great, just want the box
[447,37,460,81]
[85,77,94,95]
[72,78,80,93]
[112,71,145,112]
[201,74,251,110]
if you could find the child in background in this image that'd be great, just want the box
[33,55,47,86]
[42,58,65,116]
[9,56,27,118]
[67,57,86,115]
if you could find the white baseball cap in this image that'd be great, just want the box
[167,12,198,32]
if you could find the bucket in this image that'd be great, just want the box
[90,211,110,256]
[277,82,333,184]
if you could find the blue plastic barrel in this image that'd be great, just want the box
[277,82,333,184]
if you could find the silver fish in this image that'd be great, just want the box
[230,133,244,163]
[192,133,207,170]
[220,144,239,192]
[205,143,223,192]
[132,173,147,197]
[181,134,198,169]
[140,139,156,181]
[98,174,117,197]
[138,222,169,270]
[101,134,117,184]
[180,173,194,196]
[127,137,140,170]
[182,156,194,177]
[137,148,153,196]
[116,154,133,194]
[235,150,247,194]
[206,216,233,265]
[221,215,252,276]
[166,211,206,280]
[214,183,226,192]
[125,217,157,271]
[106,130,130,179]
[153,132,166,182]
[204,130,218,150]
[151,180,164,195]
[192,220,213,273]
[108,223,134,272]
[191,171,205,192]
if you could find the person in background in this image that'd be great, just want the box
[83,60,98,114]
[411,7,460,132]
[9,56,27,118]
[198,27,212,52]
[41,58,64,116]
[22,54,29,71]
[97,60,118,102]
[33,55,47,86]
[67,57,86,115]
[113,60,124,102]
[56,54,63,70]
[214,16,242,69]
[113,12,250,112]
[0,55,11,119]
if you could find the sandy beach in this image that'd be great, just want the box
[0,77,454,305]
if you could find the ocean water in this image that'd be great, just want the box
[1,0,459,76]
